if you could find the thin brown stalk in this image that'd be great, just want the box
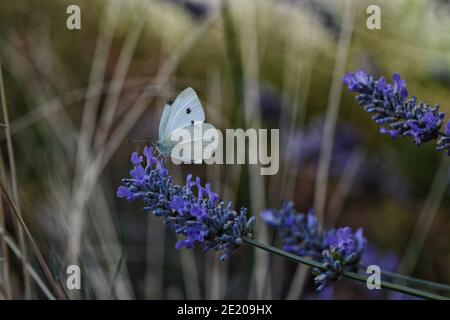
[0,196,11,299]
[0,61,31,298]
[0,178,65,299]
[0,137,12,299]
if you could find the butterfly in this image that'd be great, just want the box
[156,87,218,164]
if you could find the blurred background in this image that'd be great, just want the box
[0,0,449,300]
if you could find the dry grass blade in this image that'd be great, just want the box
[0,178,65,299]
[68,1,122,264]
[0,196,11,299]
[0,60,31,298]
[0,226,55,300]
[237,0,270,299]
[0,140,12,299]
[94,1,151,151]
[313,0,355,224]
[397,158,449,276]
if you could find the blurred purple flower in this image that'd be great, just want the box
[261,202,324,259]
[285,118,360,176]
[361,246,399,272]
[166,0,210,19]
[259,86,284,124]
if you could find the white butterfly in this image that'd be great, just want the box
[156,87,218,164]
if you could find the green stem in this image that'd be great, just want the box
[359,265,450,293]
[222,1,244,127]
[242,237,449,300]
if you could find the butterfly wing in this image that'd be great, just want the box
[158,102,172,141]
[163,87,205,138]
[165,123,218,163]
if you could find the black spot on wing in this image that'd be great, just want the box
[186,108,191,114]
[167,97,175,105]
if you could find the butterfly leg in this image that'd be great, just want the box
[153,145,167,163]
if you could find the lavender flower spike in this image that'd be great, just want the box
[262,202,366,291]
[343,70,450,154]
[312,227,366,290]
[117,146,255,260]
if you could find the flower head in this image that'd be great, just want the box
[343,70,448,150]
[261,202,323,258]
[117,147,255,260]
[262,202,366,291]
[313,227,366,290]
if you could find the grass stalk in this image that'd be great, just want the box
[0,196,11,299]
[0,61,32,298]
[0,177,65,299]
[239,1,271,300]
[313,0,355,224]
[0,226,55,300]
[397,158,449,276]
[69,0,121,264]
[0,138,12,299]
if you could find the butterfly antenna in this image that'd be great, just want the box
[127,139,152,143]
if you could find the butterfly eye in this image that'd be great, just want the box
[167,98,175,105]
[186,108,191,114]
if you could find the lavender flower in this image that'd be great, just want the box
[285,118,361,176]
[261,202,323,258]
[262,202,366,291]
[313,227,366,290]
[117,146,255,260]
[343,70,450,154]
[437,121,450,156]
